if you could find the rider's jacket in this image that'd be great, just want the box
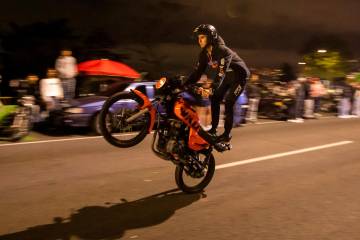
[186,36,250,87]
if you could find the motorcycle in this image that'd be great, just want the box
[0,96,33,141]
[99,76,230,193]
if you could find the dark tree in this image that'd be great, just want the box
[300,34,351,57]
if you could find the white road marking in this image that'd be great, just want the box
[0,132,151,147]
[216,141,354,170]
[0,116,348,147]
[254,121,281,125]
[0,136,102,147]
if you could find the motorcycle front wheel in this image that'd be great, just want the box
[175,152,215,193]
[99,91,151,148]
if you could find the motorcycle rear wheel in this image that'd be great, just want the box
[99,92,151,148]
[175,152,215,193]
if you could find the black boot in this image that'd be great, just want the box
[214,142,232,152]
[207,128,217,137]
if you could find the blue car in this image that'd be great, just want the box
[62,80,157,134]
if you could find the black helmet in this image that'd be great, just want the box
[193,24,218,43]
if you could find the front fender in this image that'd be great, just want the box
[131,89,156,133]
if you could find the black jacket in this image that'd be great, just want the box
[186,36,250,86]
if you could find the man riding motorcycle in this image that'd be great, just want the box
[185,24,250,142]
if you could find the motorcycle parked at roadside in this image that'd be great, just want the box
[0,96,33,141]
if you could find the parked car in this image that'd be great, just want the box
[62,79,157,134]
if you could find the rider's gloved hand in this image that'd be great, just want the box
[196,86,204,95]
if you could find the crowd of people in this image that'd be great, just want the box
[194,72,360,128]
[246,74,360,124]
[3,49,78,120]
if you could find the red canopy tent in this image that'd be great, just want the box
[77,59,140,79]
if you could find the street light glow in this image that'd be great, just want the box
[317,49,327,53]
[298,62,306,65]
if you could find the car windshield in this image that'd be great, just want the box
[76,76,131,97]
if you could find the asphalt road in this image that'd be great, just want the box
[0,117,360,240]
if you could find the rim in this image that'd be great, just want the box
[181,153,210,187]
[104,101,148,141]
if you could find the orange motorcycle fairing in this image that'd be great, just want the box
[131,89,156,133]
[174,98,210,151]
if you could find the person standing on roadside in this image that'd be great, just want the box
[245,73,261,123]
[310,77,326,118]
[55,49,78,100]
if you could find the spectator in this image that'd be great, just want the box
[287,77,306,123]
[26,74,40,98]
[40,69,64,112]
[310,77,326,118]
[351,81,360,117]
[55,49,78,100]
[337,77,353,118]
[195,74,212,128]
[25,74,41,122]
[245,73,261,123]
[303,77,315,119]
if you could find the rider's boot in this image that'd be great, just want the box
[214,142,232,152]
[198,128,231,153]
[214,132,232,152]
[207,127,217,138]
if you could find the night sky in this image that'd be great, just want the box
[1,0,360,67]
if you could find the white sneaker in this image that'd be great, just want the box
[202,125,213,131]
[296,118,304,123]
[287,118,304,123]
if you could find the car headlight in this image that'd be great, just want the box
[65,107,84,114]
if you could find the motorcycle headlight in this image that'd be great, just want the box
[156,77,167,90]
[65,107,84,114]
